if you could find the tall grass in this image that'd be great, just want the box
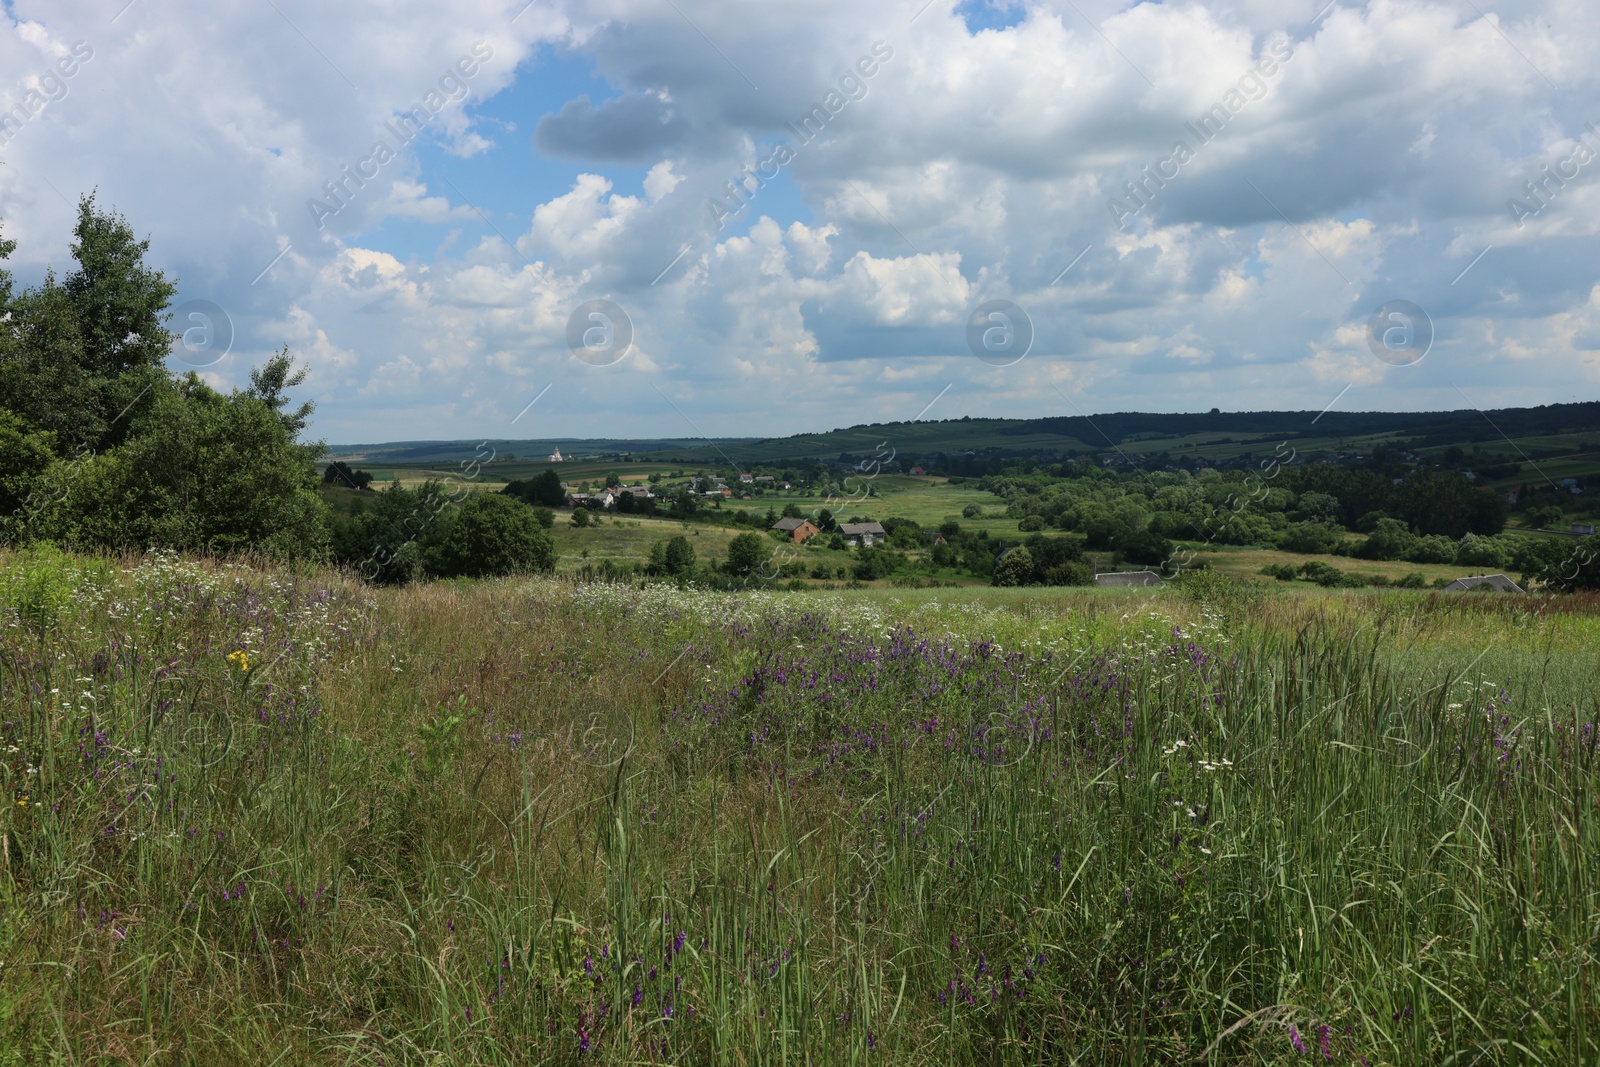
[0,549,1595,1063]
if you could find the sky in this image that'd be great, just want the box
[0,0,1595,444]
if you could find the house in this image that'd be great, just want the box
[1443,574,1524,593]
[839,521,887,547]
[1573,523,1596,536]
[909,466,926,476]
[738,473,755,484]
[923,531,947,545]
[1093,570,1162,587]
[772,517,821,544]
[567,491,615,510]
[754,475,775,484]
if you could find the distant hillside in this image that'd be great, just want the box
[328,401,1600,476]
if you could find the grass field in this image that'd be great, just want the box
[2,548,1597,1064]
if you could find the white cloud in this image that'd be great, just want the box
[0,0,1594,441]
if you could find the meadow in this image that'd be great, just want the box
[1,548,1597,1064]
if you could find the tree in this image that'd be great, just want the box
[993,547,1034,587]
[0,410,55,537]
[323,460,374,490]
[503,469,567,508]
[426,492,555,578]
[31,373,328,559]
[781,502,803,519]
[571,506,593,527]
[725,531,771,576]
[64,193,177,379]
[664,535,696,576]
[246,347,316,440]
[1357,518,1418,561]
[1118,529,1173,566]
[962,504,983,519]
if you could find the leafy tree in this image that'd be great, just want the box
[246,348,316,440]
[781,503,803,519]
[993,547,1034,587]
[32,374,328,558]
[1455,533,1509,569]
[664,535,696,576]
[1293,492,1341,523]
[426,492,555,579]
[323,460,374,490]
[503,469,567,508]
[1277,522,1344,555]
[1357,518,1418,561]
[571,507,592,528]
[530,507,555,529]
[1118,529,1173,566]
[0,410,55,535]
[962,504,983,519]
[725,531,771,576]
[1018,515,1046,532]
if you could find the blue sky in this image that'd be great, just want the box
[0,0,1595,443]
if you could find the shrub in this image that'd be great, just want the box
[1260,563,1298,581]
[571,507,592,528]
[962,504,983,519]
[1018,515,1046,532]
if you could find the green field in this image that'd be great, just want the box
[2,549,1597,1064]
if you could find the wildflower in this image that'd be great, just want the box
[227,650,250,673]
[1289,1024,1307,1053]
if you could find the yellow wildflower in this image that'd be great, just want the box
[227,650,250,673]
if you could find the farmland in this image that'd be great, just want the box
[2,547,1597,1063]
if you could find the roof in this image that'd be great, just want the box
[1443,574,1524,593]
[839,522,886,536]
[1093,570,1162,587]
[772,517,814,532]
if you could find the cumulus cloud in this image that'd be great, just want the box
[0,0,1593,441]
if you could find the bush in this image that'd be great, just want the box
[530,507,555,529]
[571,507,592,528]
[1018,515,1046,532]
[1260,563,1298,581]
[962,504,983,519]
[426,493,556,579]
[1395,572,1427,588]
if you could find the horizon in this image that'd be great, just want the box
[2,1,1594,442]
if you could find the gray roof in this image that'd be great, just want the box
[839,522,886,536]
[772,517,813,531]
[1443,574,1524,593]
[1093,570,1162,587]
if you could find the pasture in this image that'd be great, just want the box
[1,548,1596,1064]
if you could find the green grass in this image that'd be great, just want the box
[2,549,1597,1064]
